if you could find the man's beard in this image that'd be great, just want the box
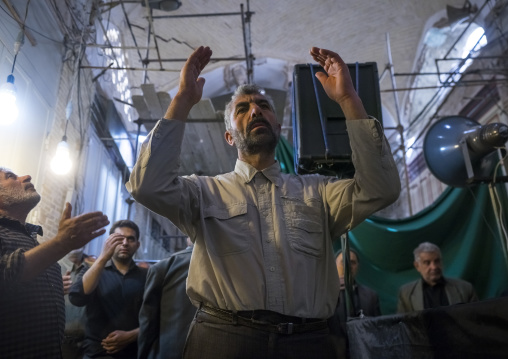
[231,118,280,156]
[113,250,134,264]
[0,185,41,211]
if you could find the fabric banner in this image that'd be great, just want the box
[347,297,508,359]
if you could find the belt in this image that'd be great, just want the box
[198,305,328,335]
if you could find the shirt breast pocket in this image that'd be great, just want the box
[282,197,324,258]
[203,203,251,257]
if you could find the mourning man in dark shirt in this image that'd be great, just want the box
[397,242,478,313]
[0,167,109,358]
[70,219,147,359]
[329,249,381,358]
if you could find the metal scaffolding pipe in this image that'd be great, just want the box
[80,65,180,71]
[381,79,508,92]
[152,12,247,19]
[87,44,156,50]
[241,0,254,84]
[143,0,163,70]
[143,57,247,63]
[386,32,413,216]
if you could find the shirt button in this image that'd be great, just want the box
[269,266,275,272]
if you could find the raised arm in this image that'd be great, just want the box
[309,47,368,120]
[127,47,212,232]
[21,203,109,281]
[164,46,212,121]
[81,233,125,294]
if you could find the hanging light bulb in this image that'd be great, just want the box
[0,74,18,125]
[51,136,73,175]
[0,30,24,126]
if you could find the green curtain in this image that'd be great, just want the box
[277,137,508,315]
[275,136,296,174]
[345,185,508,314]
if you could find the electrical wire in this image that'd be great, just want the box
[489,148,508,268]
[0,2,61,43]
[466,185,499,244]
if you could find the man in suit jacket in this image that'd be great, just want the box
[397,242,478,313]
[138,239,196,359]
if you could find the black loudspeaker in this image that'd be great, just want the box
[292,63,383,177]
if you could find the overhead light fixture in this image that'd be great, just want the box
[142,0,181,11]
[0,29,25,126]
[0,74,18,125]
[51,136,73,175]
[51,101,74,175]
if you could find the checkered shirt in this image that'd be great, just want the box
[0,216,65,358]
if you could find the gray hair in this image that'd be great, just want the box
[223,84,277,131]
[413,242,441,262]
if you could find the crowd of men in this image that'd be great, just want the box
[0,44,494,359]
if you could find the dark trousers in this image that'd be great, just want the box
[183,310,335,359]
[61,336,85,359]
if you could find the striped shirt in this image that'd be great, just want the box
[0,216,65,358]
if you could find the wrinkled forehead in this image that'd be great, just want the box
[419,251,441,260]
[233,93,270,107]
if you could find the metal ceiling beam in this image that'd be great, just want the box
[148,1,255,83]
[80,65,180,71]
[380,79,508,92]
[142,57,247,63]
[87,44,156,50]
[151,11,250,19]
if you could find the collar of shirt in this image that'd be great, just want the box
[340,280,358,291]
[0,215,43,236]
[234,159,283,187]
[422,276,447,289]
[105,259,139,274]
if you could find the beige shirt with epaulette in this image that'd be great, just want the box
[127,117,400,319]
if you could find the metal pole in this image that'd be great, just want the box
[152,11,247,19]
[341,233,355,318]
[143,2,163,70]
[241,1,254,84]
[143,57,247,63]
[386,32,413,216]
[80,65,179,71]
